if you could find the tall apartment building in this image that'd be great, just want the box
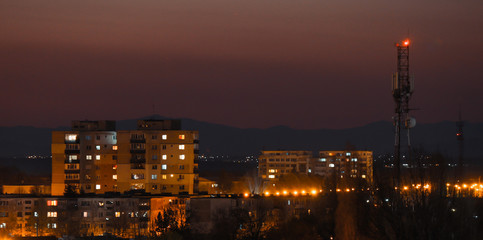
[311,151,373,184]
[258,151,311,180]
[51,120,199,196]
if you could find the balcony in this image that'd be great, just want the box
[130,157,146,163]
[131,163,145,169]
[65,149,80,154]
[130,149,146,154]
[130,138,145,143]
[64,159,80,164]
[64,139,80,144]
[65,179,80,184]
[64,169,80,174]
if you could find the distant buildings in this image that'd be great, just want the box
[258,151,311,180]
[0,195,186,237]
[51,120,199,196]
[258,150,373,185]
[315,151,373,183]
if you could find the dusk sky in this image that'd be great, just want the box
[1,0,482,129]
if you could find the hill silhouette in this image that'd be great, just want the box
[1,115,482,164]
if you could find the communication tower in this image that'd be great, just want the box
[392,39,415,188]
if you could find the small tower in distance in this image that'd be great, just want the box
[456,107,464,182]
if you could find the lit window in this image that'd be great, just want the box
[47,212,57,217]
[115,212,121,217]
[113,165,117,170]
[308,169,312,173]
[69,155,78,160]
[346,153,351,156]
[162,155,167,160]
[112,175,117,180]
[96,185,101,190]
[352,158,358,162]
[65,134,77,141]
[112,146,118,150]
[268,169,276,173]
[179,135,185,140]
[131,174,144,180]
[162,164,167,170]
[162,135,167,140]
[86,155,92,160]
[329,164,335,168]
[151,174,157,180]
[362,175,366,178]
[320,158,326,162]
[83,212,88,217]
[96,155,100,160]
[34,212,38,217]
[179,155,185,160]
[96,145,101,150]
[268,175,275,179]
[170,174,174,178]
[162,175,167,179]
[179,145,185,150]
[47,200,57,206]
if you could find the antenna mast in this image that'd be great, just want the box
[392,39,415,189]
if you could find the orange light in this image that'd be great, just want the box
[293,191,298,196]
[345,188,350,192]
[403,186,408,190]
[311,190,317,195]
[276,192,280,196]
[301,190,306,195]
[403,39,410,46]
[244,193,249,197]
[264,191,270,196]
[283,190,288,195]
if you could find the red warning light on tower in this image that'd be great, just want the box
[403,39,410,46]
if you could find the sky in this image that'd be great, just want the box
[1,0,482,129]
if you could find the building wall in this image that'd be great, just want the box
[52,120,199,196]
[116,130,199,194]
[313,151,373,184]
[258,151,312,180]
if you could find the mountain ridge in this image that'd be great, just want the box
[0,116,482,163]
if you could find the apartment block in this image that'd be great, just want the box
[51,120,199,196]
[258,151,311,180]
[257,150,373,185]
[0,195,186,237]
[313,150,373,183]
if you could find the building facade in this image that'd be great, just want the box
[0,195,185,237]
[258,151,311,180]
[312,151,373,184]
[51,120,199,196]
[258,150,373,185]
